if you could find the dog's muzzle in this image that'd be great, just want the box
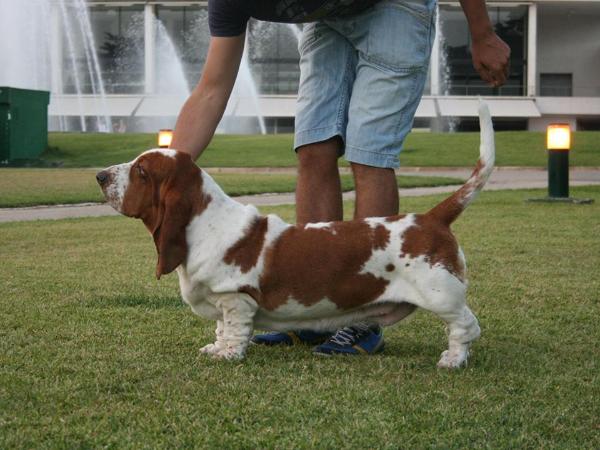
[96,170,110,186]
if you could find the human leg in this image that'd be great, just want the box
[296,137,344,225]
[252,22,355,346]
[252,140,343,348]
[293,21,356,224]
[351,162,399,219]
[314,0,437,356]
[312,164,399,356]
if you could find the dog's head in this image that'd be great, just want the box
[96,149,211,279]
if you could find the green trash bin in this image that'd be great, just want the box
[0,86,51,163]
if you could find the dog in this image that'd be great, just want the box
[96,103,494,368]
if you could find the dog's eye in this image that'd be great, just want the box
[135,164,147,179]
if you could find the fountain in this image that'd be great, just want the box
[218,40,267,135]
[436,5,458,132]
[58,0,112,132]
[0,1,270,135]
[128,12,267,134]
[155,21,191,99]
[0,0,51,92]
[0,0,112,132]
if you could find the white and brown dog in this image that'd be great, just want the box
[97,103,494,368]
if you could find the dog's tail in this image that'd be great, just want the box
[427,100,495,226]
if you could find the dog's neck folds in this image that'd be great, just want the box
[184,170,261,278]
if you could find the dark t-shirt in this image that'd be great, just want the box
[209,0,380,37]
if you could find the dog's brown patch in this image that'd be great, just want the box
[239,285,261,302]
[373,224,391,250]
[428,159,485,225]
[256,220,389,311]
[224,216,269,273]
[400,214,464,281]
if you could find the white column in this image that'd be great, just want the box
[50,2,63,94]
[430,5,442,96]
[527,3,538,97]
[144,4,157,95]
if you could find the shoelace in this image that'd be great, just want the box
[328,323,372,346]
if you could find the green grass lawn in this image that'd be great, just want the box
[45,131,600,168]
[0,168,462,208]
[1,187,599,448]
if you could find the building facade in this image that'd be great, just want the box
[49,0,600,132]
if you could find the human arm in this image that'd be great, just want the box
[458,0,511,87]
[170,35,245,160]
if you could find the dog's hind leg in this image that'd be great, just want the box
[412,277,480,368]
[434,304,480,369]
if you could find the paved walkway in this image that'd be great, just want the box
[1,167,598,223]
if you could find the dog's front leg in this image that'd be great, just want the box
[207,293,257,360]
[199,320,227,356]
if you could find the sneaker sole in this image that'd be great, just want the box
[313,340,385,357]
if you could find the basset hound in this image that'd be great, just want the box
[97,103,495,368]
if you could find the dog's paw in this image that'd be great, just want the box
[199,342,225,356]
[437,349,469,369]
[212,346,246,361]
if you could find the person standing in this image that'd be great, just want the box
[171,0,510,355]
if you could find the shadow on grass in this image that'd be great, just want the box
[385,339,443,359]
[82,294,185,310]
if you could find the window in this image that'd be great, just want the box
[156,5,209,92]
[88,6,145,94]
[540,74,573,97]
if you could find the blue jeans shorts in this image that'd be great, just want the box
[294,0,437,168]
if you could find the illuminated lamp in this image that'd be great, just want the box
[158,129,173,149]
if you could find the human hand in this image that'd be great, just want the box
[471,31,511,87]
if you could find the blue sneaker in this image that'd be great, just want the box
[313,324,384,355]
[251,330,332,346]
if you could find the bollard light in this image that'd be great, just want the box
[547,124,571,151]
[527,124,592,204]
[158,129,173,148]
[546,124,570,198]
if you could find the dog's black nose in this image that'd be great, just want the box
[96,170,109,185]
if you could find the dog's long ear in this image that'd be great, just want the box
[151,153,205,279]
[153,189,190,279]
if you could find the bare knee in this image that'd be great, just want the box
[351,161,394,177]
[295,137,344,224]
[297,137,342,178]
[350,162,399,218]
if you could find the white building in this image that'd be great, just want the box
[48,0,600,132]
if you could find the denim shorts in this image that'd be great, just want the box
[294,0,437,168]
